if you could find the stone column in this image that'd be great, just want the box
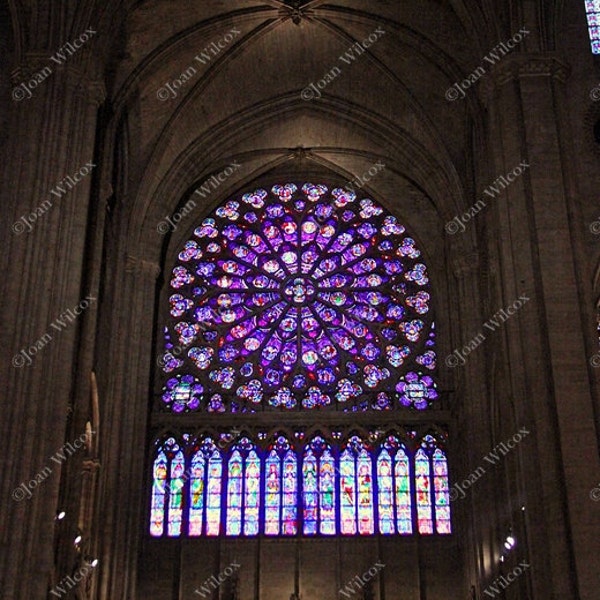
[484,53,600,600]
[94,253,160,599]
[0,58,104,599]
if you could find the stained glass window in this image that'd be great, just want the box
[357,449,374,534]
[433,448,452,534]
[319,449,336,534]
[244,451,261,535]
[377,449,394,534]
[265,450,281,535]
[159,183,437,413]
[282,450,298,534]
[339,448,356,534]
[302,436,336,535]
[264,435,298,535]
[151,183,451,540]
[412,435,452,535]
[149,431,450,537]
[188,450,205,536]
[585,0,600,53]
[150,448,168,537]
[206,448,223,536]
[395,447,413,534]
[226,451,243,535]
[302,450,318,535]
[225,438,261,536]
[415,448,433,534]
[339,436,374,535]
[149,437,186,537]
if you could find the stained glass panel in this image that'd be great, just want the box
[319,450,336,535]
[244,450,261,535]
[206,450,222,536]
[226,451,243,535]
[415,448,433,534]
[168,450,185,536]
[377,450,395,534]
[265,450,281,535]
[340,448,356,534]
[302,450,318,535]
[282,450,298,535]
[395,447,413,534]
[188,451,205,536]
[357,450,374,534]
[150,449,168,537]
[433,448,452,534]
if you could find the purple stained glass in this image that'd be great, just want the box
[586,1,600,52]
[161,375,203,412]
[396,372,438,410]
[161,183,436,410]
[150,432,450,538]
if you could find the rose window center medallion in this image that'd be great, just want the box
[283,277,315,304]
[161,183,438,412]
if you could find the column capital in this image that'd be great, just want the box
[492,53,570,86]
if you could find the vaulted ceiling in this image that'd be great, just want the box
[3,0,566,268]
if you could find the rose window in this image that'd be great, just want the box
[159,183,437,412]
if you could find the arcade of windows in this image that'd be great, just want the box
[149,183,451,538]
[150,430,450,538]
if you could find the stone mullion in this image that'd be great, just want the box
[0,63,102,599]
[487,55,599,599]
[95,254,159,600]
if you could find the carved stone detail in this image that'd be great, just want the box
[492,54,570,86]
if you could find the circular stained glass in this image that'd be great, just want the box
[160,183,437,411]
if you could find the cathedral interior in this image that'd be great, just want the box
[1,1,599,599]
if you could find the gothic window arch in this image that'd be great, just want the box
[149,182,451,538]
